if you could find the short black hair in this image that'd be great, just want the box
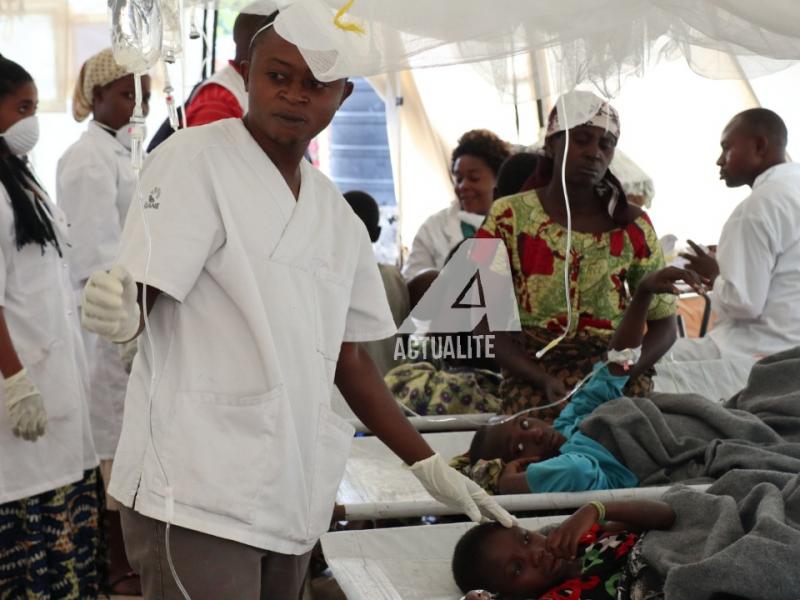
[452,129,511,176]
[452,522,503,594]
[495,152,538,198]
[468,425,491,465]
[343,190,381,242]
[733,108,788,149]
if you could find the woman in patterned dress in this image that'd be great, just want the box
[476,91,677,419]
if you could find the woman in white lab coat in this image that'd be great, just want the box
[402,129,511,280]
[57,48,150,594]
[0,55,100,597]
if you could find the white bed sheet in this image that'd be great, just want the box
[652,355,756,401]
[322,515,566,600]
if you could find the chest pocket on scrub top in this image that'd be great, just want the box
[313,266,349,362]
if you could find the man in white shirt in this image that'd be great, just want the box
[671,108,800,360]
[81,13,511,599]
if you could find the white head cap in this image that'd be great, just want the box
[240,0,280,16]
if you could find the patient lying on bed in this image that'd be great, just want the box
[452,499,675,599]
[471,363,639,494]
[453,267,706,494]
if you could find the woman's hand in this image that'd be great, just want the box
[637,266,709,297]
[545,503,600,560]
[537,374,567,404]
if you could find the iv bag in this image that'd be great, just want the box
[160,0,183,63]
[109,0,163,74]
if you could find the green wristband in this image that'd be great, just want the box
[589,500,607,524]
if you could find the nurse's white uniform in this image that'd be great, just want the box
[109,118,396,554]
[57,121,135,459]
[0,180,97,504]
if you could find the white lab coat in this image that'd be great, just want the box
[109,119,396,555]
[57,121,135,459]
[402,199,484,280]
[0,178,97,504]
[706,162,800,357]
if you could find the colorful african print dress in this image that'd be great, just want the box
[0,469,104,599]
[476,191,676,418]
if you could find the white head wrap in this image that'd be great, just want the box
[72,48,132,122]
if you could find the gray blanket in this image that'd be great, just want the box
[641,469,800,599]
[580,348,800,484]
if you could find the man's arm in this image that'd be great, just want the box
[334,341,433,464]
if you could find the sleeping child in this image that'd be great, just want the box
[451,498,676,599]
[451,267,707,494]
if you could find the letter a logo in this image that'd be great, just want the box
[398,238,521,335]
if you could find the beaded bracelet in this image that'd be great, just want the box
[588,500,607,524]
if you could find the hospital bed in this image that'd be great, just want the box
[322,515,566,600]
[331,356,757,434]
[332,385,497,433]
[338,430,707,520]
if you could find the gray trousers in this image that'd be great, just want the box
[120,506,312,600]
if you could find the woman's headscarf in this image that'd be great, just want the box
[525,90,630,224]
[72,48,131,122]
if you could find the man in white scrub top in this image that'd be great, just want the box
[672,109,800,360]
[81,14,512,599]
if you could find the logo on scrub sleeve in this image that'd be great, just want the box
[144,186,161,210]
[394,238,521,361]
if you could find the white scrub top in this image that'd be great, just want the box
[402,199,485,280]
[57,121,135,458]
[109,118,396,554]
[709,162,800,357]
[0,180,98,504]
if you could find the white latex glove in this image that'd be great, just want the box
[3,368,46,441]
[118,339,138,374]
[409,453,515,527]
[82,266,140,343]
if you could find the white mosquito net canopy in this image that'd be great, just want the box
[191,0,800,96]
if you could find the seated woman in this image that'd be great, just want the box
[451,267,704,494]
[478,91,677,419]
[403,129,511,280]
[452,499,676,600]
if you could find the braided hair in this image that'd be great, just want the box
[0,55,61,255]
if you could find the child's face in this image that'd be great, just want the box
[479,416,565,463]
[480,526,580,598]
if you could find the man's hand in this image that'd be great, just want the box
[82,266,141,343]
[410,453,516,526]
[680,240,720,283]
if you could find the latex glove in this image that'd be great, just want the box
[409,453,515,527]
[118,339,138,374]
[3,368,46,441]
[82,266,140,343]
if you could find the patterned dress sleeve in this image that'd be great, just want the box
[624,213,677,321]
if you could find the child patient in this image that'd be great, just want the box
[459,267,706,495]
[452,499,676,599]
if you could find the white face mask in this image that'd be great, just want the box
[114,122,147,152]
[0,115,39,156]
